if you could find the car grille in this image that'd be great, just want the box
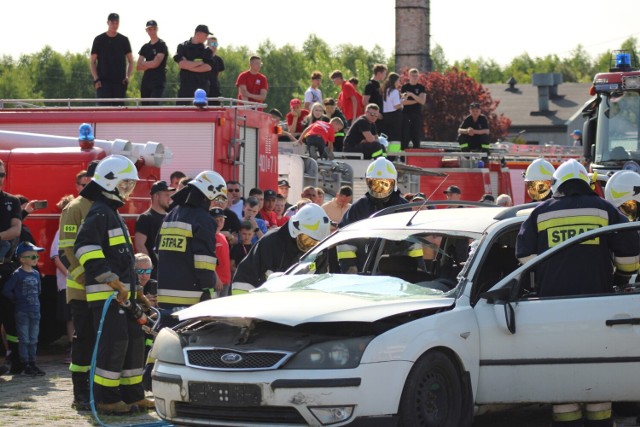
[174,403,307,424]
[185,347,292,371]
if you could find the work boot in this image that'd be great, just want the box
[132,398,155,411]
[96,401,135,415]
[9,361,24,375]
[31,364,45,376]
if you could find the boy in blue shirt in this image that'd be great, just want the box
[2,242,45,376]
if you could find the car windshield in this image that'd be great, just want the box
[286,227,482,294]
[595,91,640,163]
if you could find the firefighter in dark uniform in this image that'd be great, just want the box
[457,102,490,154]
[74,155,153,414]
[156,171,227,312]
[0,159,23,375]
[58,159,99,410]
[232,203,330,293]
[337,157,410,273]
[516,159,640,427]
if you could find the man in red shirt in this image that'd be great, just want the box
[299,118,344,160]
[330,70,359,124]
[285,99,309,138]
[259,189,278,229]
[235,55,268,105]
[210,208,231,297]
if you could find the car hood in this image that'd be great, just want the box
[175,274,456,326]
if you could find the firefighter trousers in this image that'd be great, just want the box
[69,300,96,402]
[90,301,145,405]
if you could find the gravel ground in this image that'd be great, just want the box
[0,339,163,426]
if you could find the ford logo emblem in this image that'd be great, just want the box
[220,352,243,364]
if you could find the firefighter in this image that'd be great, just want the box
[58,159,99,410]
[232,203,330,293]
[524,158,555,201]
[604,170,640,221]
[337,157,409,273]
[74,155,153,414]
[516,159,640,427]
[156,171,227,312]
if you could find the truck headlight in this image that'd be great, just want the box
[283,336,373,369]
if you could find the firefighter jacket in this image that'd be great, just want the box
[59,196,92,303]
[156,186,217,310]
[232,224,300,291]
[337,191,409,270]
[516,192,640,297]
[74,189,135,308]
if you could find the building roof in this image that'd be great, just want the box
[484,82,592,130]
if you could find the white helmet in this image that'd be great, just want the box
[605,170,640,209]
[524,158,555,201]
[93,155,139,199]
[551,159,590,194]
[366,157,397,199]
[189,171,228,201]
[288,203,331,252]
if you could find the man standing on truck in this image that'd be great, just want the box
[90,13,133,106]
[136,20,168,104]
[0,159,23,374]
[236,55,268,106]
[174,25,215,105]
[59,160,99,410]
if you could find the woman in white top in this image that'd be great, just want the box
[382,72,403,143]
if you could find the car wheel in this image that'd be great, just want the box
[398,350,463,427]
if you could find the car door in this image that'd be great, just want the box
[473,221,640,405]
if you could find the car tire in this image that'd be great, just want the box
[398,350,464,427]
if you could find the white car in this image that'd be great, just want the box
[151,205,640,426]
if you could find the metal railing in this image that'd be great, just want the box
[0,96,267,110]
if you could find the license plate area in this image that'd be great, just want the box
[189,382,262,406]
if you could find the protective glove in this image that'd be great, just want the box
[107,279,128,303]
[136,289,154,311]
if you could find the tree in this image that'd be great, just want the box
[408,68,510,142]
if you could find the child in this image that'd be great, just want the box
[2,242,46,376]
[230,221,255,276]
[298,117,344,160]
[210,208,231,297]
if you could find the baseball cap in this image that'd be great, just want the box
[290,99,301,108]
[195,24,213,35]
[412,192,426,201]
[210,208,226,218]
[278,179,290,188]
[269,108,283,120]
[16,242,44,256]
[150,180,176,195]
[571,129,582,136]
[264,189,277,199]
[108,13,119,21]
[145,20,158,28]
[469,102,481,109]
[479,194,495,203]
[443,185,461,195]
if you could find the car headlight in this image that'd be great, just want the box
[283,336,374,369]
[150,328,185,365]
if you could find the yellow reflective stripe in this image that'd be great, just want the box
[160,228,193,238]
[120,375,143,385]
[459,143,469,148]
[585,409,612,420]
[337,251,357,260]
[232,282,255,292]
[145,338,153,346]
[6,334,18,343]
[69,265,84,279]
[553,410,583,422]
[408,248,423,257]
[86,291,131,302]
[194,261,217,271]
[615,255,640,273]
[160,221,193,237]
[94,375,120,387]
[69,363,91,373]
[157,295,200,305]
[109,235,127,246]
[78,249,105,266]
[66,278,84,290]
[537,215,609,232]
[371,149,385,157]
[59,239,75,248]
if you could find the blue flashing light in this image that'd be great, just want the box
[193,89,208,108]
[616,53,631,68]
[78,123,94,141]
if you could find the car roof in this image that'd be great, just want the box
[341,206,522,235]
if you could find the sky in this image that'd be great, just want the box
[1,0,639,67]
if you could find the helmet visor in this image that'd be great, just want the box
[619,200,638,221]
[296,233,319,252]
[367,178,394,199]
[117,179,137,200]
[526,180,551,201]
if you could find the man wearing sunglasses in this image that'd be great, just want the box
[343,103,386,159]
[206,36,225,103]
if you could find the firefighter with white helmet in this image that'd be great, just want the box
[156,171,227,311]
[604,170,640,221]
[337,157,409,273]
[232,203,330,293]
[73,155,153,414]
[516,158,640,427]
[524,158,555,201]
